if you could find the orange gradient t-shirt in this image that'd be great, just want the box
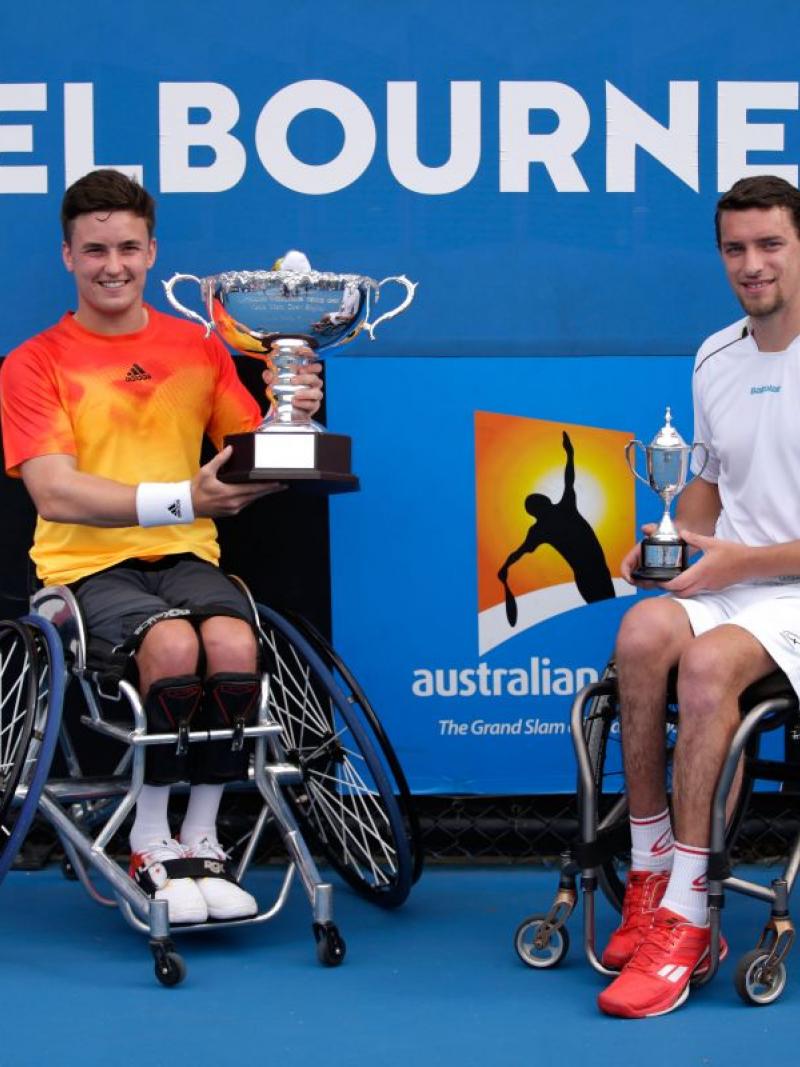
[0,306,261,585]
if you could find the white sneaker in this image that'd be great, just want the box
[129,839,208,924]
[183,836,258,920]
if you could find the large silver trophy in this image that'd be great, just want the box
[625,408,708,581]
[163,252,417,491]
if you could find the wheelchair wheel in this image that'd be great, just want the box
[734,948,787,1006]
[0,616,65,885]
[0,622,38,829]
[280,608,424,885]
[257,605,413,908]
[515,914,569,969]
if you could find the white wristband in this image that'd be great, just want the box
[136,481,195,527]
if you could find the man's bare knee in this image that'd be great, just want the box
[677,626,775,722]
[200,616,258,674]
[616,597,692,668]
[137,619,200,691]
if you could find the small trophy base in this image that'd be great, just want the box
[220,431,359,494]
[632,538,689,583]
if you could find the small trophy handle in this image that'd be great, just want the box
[162,273,212,336]
[364,275,418,340]
[625,440,651,487]
[689,442,709,481]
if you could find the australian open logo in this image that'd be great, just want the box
[475,412,636,654]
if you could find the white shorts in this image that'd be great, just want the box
[672,582,800,698]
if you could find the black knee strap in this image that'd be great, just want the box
[190,672,261,785]
[143,674,203,786]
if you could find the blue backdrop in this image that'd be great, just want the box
[1,0,797,792]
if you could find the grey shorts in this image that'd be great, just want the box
[70,555,254,667]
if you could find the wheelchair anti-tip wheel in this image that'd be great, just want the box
[515,914,570,969]
[0,616,65,885]
[281,608,424,885]
[734,948,788,1006]
[257,605,413,908]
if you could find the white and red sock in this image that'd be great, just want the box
[630,808,674,873]
[660,841,709,926]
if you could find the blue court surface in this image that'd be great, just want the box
[0,864,798,1067]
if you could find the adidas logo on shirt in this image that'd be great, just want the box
[125,363,152,382]
[168,500,182,518]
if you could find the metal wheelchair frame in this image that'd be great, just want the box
[0,580,419,986]
[514,663,799,1006]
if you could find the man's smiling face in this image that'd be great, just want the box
[719,204,800,323]
[62,210,156,334]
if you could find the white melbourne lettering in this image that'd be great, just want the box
[1,80,798,195]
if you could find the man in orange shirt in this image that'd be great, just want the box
[0,169,322,923]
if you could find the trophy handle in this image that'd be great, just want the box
[625,440,651,487]
[689,442,709,481]
[162,273,213,336]
[363,275,418,340]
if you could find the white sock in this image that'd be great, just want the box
[129,785,172,853]
[660,842,709,926]
[630,809,674,873]
[180,784,225,847]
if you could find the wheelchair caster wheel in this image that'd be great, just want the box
[735,948,787,1006]
[150,940,187,987]
[515,914,569,969]
[313,921,346,967]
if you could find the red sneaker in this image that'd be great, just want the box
[598,907,724,1018]
[601,870,669,970]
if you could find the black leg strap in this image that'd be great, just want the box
[190,672,261,784]
[143,674,203,786]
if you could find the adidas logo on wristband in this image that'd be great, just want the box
[137,481,194,527]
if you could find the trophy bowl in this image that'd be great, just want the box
[163,259,417,490]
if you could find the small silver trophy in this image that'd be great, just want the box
[625,408,708,581]
[163,252,416,491]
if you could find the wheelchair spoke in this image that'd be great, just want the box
[257,606,413,906]
[304,777,397,886]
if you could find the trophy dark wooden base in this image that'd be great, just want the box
[220,431,359,494]
[632,537,689,582]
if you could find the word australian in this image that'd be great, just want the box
[411,657,599,699]
[1,80,798,195]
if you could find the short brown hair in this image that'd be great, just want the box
[715,175,800,247]
[61,169,156,242]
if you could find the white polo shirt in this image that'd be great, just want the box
[691,317,800,550]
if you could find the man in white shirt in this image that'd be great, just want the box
[598,174,800,1018]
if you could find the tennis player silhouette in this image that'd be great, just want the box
[497,431,615,625]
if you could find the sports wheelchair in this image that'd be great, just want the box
[515,661,799,1006]
[0,580,422,986]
